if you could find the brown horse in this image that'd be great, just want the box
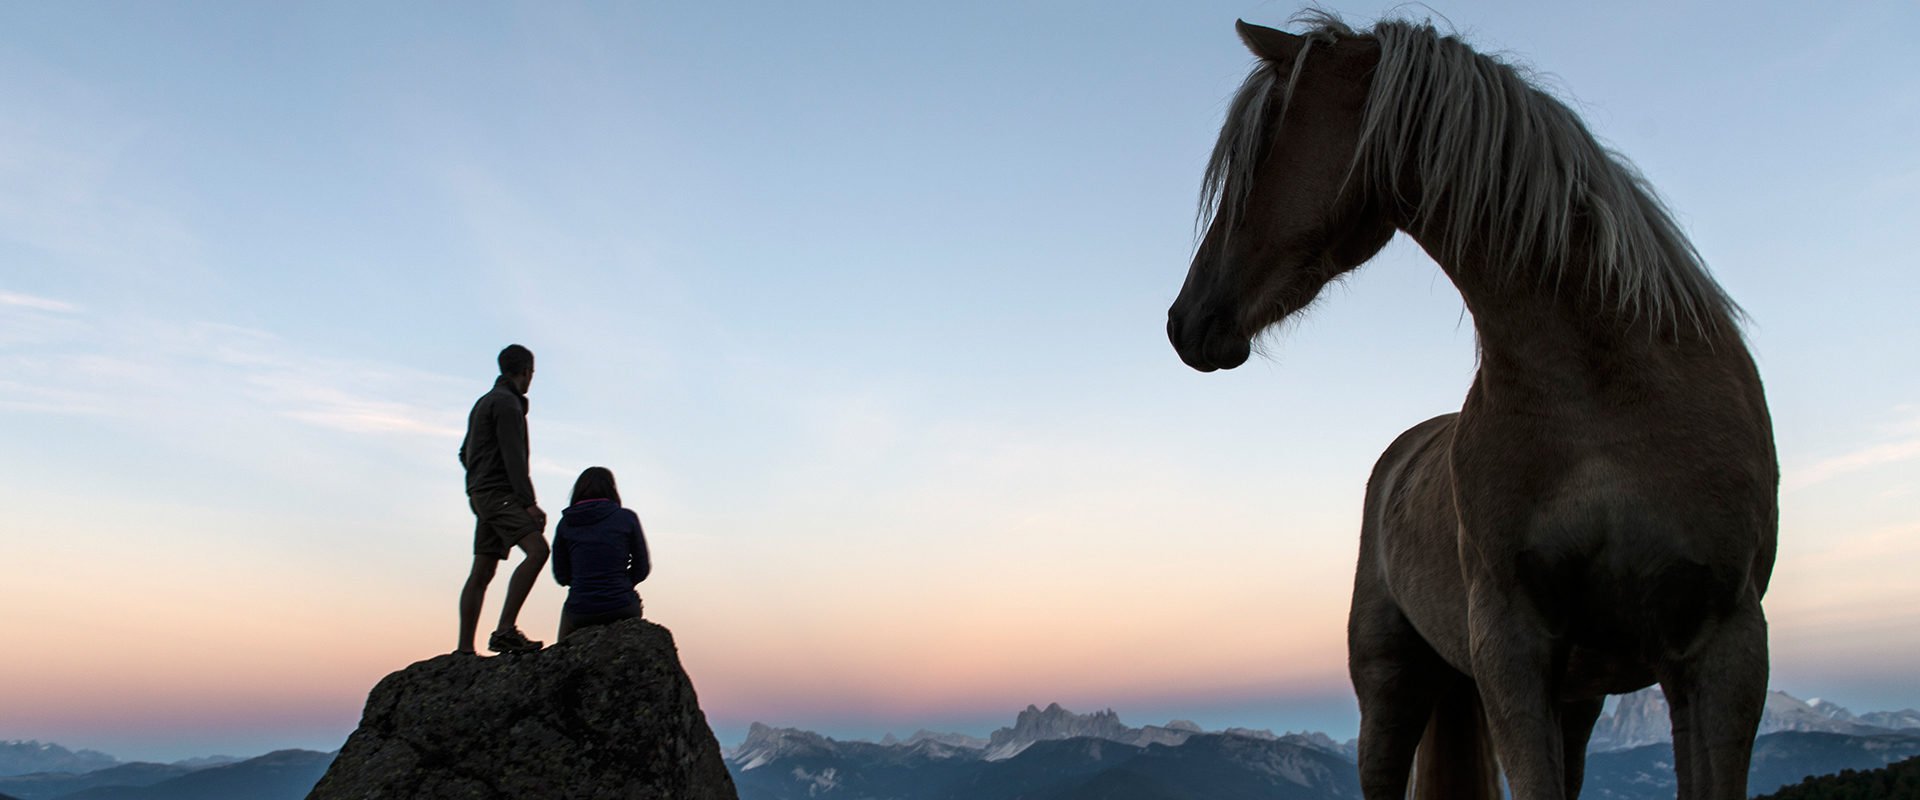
[1167,14,1778,800]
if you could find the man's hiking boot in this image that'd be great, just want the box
[488,627,542,654]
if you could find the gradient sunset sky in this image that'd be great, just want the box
[3,1,1918,763]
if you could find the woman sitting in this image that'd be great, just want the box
[550,466,651,640]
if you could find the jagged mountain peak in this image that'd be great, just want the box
[986,702,1133,760]
[1589,687,1911,753]
[731,723,837,770]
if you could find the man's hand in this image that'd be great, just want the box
[526,505,546,525]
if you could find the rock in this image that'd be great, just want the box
[309,619,737,800]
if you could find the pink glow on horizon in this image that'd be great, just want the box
[7,470,1919,755]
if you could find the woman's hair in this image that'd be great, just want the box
[570,466,621,506]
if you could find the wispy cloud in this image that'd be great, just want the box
[1785,408,1920,491]
[0,379,116,415]
[2,309,467,443]
[0,291,90,348]
[0,291,79,312]
[253,373,463,439]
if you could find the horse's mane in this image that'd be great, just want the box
[1200,11,1739,334]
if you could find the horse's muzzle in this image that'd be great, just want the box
[1167,309,1251,372]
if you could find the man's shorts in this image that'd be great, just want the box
[470,490,545,560]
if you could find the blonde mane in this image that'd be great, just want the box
[1200,11,1739,333]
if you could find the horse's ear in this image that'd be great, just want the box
[1236,19,1303,63]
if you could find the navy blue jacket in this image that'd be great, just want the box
[551,499,650,614]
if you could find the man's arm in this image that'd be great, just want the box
[495,398,537,506]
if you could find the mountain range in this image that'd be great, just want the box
[0,745,115,779]
[1588,688,1920,752]
[0,750,333,800]
[8,688,1916,800]
[728,694,1920,800]
[726,704,1355,800]
[1582,731,1920,799]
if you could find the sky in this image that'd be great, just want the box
[2,0,1918,763]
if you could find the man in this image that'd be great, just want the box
[456,344,549,654]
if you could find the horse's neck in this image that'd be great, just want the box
[1413,232,1741,411]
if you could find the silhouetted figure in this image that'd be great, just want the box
[456,344,548,654]
[552,466,651,641]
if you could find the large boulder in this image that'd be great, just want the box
[309,619,736,799]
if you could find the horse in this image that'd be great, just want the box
[1166,13,1778,800]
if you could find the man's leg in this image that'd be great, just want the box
[496,530,550,636]
[457,555,500,653]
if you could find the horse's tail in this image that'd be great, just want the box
[1411,683,1500,800]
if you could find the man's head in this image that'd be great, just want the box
[498,344,535,393]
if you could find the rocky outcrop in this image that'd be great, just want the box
[309,619,736,800]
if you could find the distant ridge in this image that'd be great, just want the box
[728,731,1360,800]
[725,696,1920,800]
[731,702,1357,769]
[0,762,196,800]
[1583,731,1920,799]
[2,748,334,798]
[1589,689,1919,752]
[0,741,117,778]
[726,703,1362,799]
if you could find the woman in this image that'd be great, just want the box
[550,466,651,640]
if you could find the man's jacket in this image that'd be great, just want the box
[459,376,535,504]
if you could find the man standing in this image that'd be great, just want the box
[456,344,549,654]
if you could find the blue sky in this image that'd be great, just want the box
[3,1,1918,762]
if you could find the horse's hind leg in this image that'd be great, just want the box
[1559,697,1604,799]
[1349,588,1448,799]
[1660,603,1768,800]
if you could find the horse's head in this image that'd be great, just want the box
[1169,21,1393,372]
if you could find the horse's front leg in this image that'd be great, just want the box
[1659,600,1768,800]
[1468,586,1568,800]
[1349,589,1446,799]
[1559,696,1605,799]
